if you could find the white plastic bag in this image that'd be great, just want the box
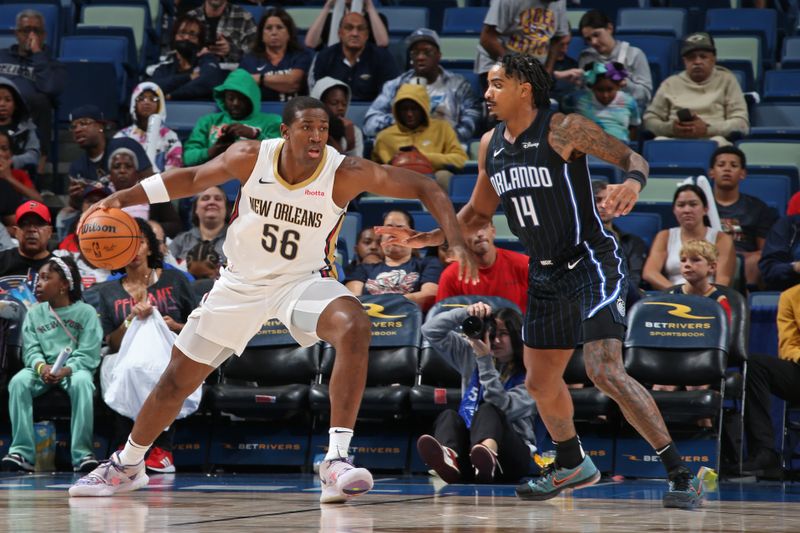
[101,309,202,420]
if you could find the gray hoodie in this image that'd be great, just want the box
[309,76,363,157]
[421,307,537,449]
[0,76,40,169]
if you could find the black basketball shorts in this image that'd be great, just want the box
[523,245,627,349]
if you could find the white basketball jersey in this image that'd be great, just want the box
[223,138,347,282]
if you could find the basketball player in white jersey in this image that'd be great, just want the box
[69,97,477,503]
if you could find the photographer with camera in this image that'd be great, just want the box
[417,301,536,484]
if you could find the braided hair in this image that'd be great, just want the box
[500,53,552,109]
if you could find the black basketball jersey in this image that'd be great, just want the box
[485,110,616,263]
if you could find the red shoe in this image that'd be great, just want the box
[145,447,175,473]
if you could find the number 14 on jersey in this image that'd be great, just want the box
[510,195,540,227]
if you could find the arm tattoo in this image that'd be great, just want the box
[549,115,645,175]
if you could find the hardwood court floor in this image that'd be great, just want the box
[2,472,800,532]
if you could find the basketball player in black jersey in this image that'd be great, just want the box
[378,53,704,509]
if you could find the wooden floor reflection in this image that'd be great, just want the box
[2,473,800,532]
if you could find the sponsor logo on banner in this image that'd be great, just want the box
[641,302,716,338]
[257,318,290,336]
[361,303,407,336]
[624,453,710,463]
[223,442,303,451]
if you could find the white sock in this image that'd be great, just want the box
[118,436,150,465]
[324,427,353,461]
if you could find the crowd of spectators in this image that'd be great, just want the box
[0,1,796,480]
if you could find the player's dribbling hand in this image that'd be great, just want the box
[78,193,123,230]
[602,180,640,218]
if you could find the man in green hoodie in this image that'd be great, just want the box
[183,69,281,165]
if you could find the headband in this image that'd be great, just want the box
[584,62,629,85]
[50,257,74,291]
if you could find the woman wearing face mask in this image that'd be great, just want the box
[417,302,536,484]
[577,10,652,111]
[147,14,226,101]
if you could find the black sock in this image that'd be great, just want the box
[656,442,684,475]
[555,436,584,469]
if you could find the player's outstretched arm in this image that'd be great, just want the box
[550,113,648,217]
[460,129,501,232]
[82,141,260,222]
[336,156,479,283]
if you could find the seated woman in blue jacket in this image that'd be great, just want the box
[417,301,536,484]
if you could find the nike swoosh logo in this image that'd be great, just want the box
[567,257,583,270]
[258,176,274,184]
[552,466,583,487]
[257,65,268,72]
[493,147,504,157]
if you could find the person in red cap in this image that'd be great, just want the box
[0,200,53,277]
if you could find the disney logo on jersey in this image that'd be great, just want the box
[521,141,539,149]
[489,166,553,195]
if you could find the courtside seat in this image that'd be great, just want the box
[310,295,421,417]
[624,294,729,423]
[208,338,320,420]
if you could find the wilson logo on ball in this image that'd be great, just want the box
[82,222,118,234]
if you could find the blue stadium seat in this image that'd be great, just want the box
[261,101,283,116]
[738,175,791,213]
[448,68,482,100]
[340,212,362,259]
[763,70,800,102]
[397,0,457,35]
[56,60,120,125]
[748,292,780,357]
[164,100,218,141]
[782,36,800,69]
[613,212,662,249]
[408,211,437,233]
[666,0,731,34]
[616,8,687,39]
[73,25,139,76]
[441,7,487,35]
[706,8,777,66]
[347,101,371,129]
[617,34,678,91]
[448,173,477,207]
[59,35,130,104]
[379,7,429,36]
[218,179,240,203]
[736,140,800,193]
[642,140,717,176]
[577,0,639,26]
[0,29,14,50]
[750,103,800,139]
[0,3,60,55]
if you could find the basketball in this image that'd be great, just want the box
[78,208,141,270]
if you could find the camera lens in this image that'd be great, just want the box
[462,315,486,339]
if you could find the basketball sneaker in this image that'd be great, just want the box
[319,457,374,504]
[145,447,176,473]
[416,434,461,484]
[1,452,34,472]
[515,455,600,501]
[470,444,500,483]
[663,466,705,509]
[68,451,149,497]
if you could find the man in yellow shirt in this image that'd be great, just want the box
[739,284,800,478]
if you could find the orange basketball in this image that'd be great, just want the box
[78,208,141,270]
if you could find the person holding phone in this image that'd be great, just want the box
[186,0,257,63]
[643,33,749,146]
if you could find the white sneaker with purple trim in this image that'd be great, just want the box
[68,451,149,497]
